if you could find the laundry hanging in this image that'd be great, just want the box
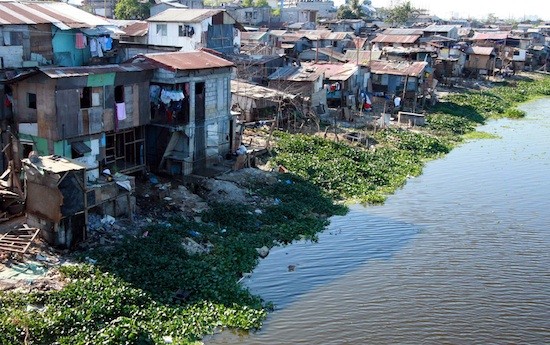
[75,33,87,49]
[116,102,126,121]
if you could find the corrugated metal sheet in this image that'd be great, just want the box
[423,24,458,33]
[370,60,427,77]
[371,34,421,44]
[471,31,509,40]
[39,63,156,79]
[311,48,348,62]
[241,31,269,41]
[0,1,112,28]
[344,49,383,65]
[326,32,352,40]
[296,29,332,40]
[121,21,148,37]
[309,63,358,81]
[268,65,323,82]
[135,51,234,70]
[147,8,222,23]
[466,46,495,55]
[381,28,424,35]
[269,30,288,37]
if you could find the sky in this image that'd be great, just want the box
[349,0,550,21]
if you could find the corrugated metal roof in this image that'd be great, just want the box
[0,1,112,29]
[147,8,222,23]
[466,46,495,55]
[423,24,458,32]
[23,155,86,174]
[296,29,332,40]
[311,48,347,62]
[269,30,288,37]
[370,60,427,77]
[326,32,352,40]
[231,79,297,101]
[241,31,269,41]
[308,63,358,81]
[344,49,383,65]
[471,31,509,40]
[371,34,421,44]
[121,21,148,37]
[382,28,424,35]
[39,63,156,78]
[135,51,234,71]
[268,65,323,82]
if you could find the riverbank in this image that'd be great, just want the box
[1,73,549,344]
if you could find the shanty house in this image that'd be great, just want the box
[146,9,242,54]
[298,47,348,63]
[268,65,327,116]
[6,63,155,178]
[231,79,300,122]
[309,63,366,108]
[464,46,496,77]
[369,60,429,111]
[117,21,149,45]
[226,53,286,85]
[422,24,459,40]
[0,0,121,68]
[127,51,236,176]
[371,28,424,49]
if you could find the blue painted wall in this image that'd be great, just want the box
[51,28,91,66]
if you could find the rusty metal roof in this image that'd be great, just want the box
[0,1,112,29]
[39,63,156,78]
[121,21,148,37]
[147,8,222,23]
[134,51,234,71]
[370,60,427,77]
[371,34,421,44]
[471,31,509,40]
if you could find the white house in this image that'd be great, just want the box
[147,8,241,54]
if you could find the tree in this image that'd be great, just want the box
[254,0,269,7]
[337,0,365,19]
[114,0,151,19]
[379,1,421,27]
[241,0,253,7]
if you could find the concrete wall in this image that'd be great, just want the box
[148,20,206,50]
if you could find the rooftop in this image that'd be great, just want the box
[0,0,112,29]
[147,8,223,23]
[132,50,235,71]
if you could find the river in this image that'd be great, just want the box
[206,98,550,344]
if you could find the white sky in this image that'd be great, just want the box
[358,0,550,21]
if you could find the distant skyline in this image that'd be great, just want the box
[337,0,550,21]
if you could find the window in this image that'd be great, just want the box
[4,31,24,46]
[80,87,92,108]
[178,25,194,37]
[27,93,36,109]
[156,24,167,36]
[115,85,124,103]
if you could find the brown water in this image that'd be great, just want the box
[207,98,550,345]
